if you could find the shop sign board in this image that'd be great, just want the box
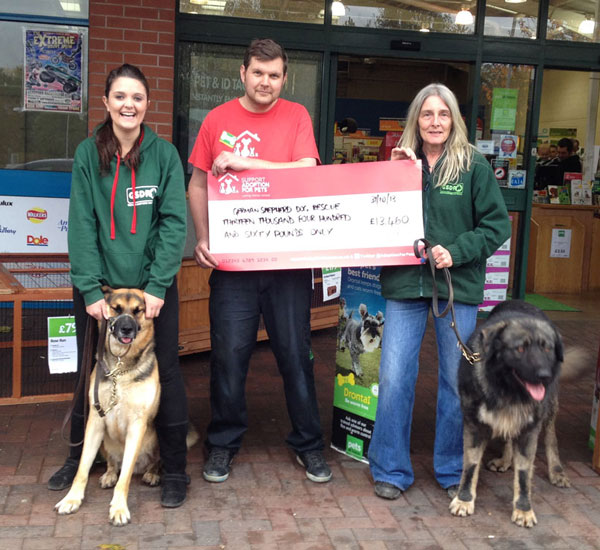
[207,161,424,270]
[0,196,68,253]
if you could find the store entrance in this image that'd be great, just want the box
[527,68,600,295]
[333,56,472,163]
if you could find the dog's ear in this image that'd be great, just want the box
[359,304,368,318]
[101,285,113,298]
[553,330,564,363]
[478,320,507,357]
[376,311,384,323]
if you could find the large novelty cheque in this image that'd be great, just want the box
[207,160,423,270]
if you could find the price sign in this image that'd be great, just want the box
[47,316,77,374]
[550,228,571,258]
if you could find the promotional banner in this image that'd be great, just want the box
[24,29,83,113]
[331,266,386,462]
[0,196,69,253]
[207,161,424,270]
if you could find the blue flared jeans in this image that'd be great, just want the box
[368,298,477,491]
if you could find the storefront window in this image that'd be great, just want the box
[485,1,538,38]
[177,42,322,171]
[0,0,88,19]
[179,0,324,24]
[547,0,599,43]
[329,1,476,33]
[0,21,88,171]
[478,63,534,186]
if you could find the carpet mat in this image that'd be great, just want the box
[523,293,580,312]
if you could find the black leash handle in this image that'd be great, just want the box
[413,238,480,365]
[414,238,453,318]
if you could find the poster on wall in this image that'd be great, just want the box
[24,29,83,113]
[0,196,69,253]
[331,266,386,463]
[490,88,518,131]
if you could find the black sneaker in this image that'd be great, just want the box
[203,447,234,482]
[48,457,79,491]
[374,481,402,500]
[161,473,190,508]
[296,450,332,483]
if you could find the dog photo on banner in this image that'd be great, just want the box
[331,266,385,462]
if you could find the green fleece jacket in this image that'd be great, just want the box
[68,125,187,306]
[381,149,511,306]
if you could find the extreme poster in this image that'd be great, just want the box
[331,266,386,463]
[24,29,83,113]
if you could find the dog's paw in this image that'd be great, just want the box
[109,496,131,526]
[449,496,474,517]
[549,468,571,488]
[55,493,83,515]
[512,508,537,528]
[142,470,160,486]
[99,470,118,489]
[486,457,511,472]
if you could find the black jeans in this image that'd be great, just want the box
[69,281,188,474]
[206,269,324,454]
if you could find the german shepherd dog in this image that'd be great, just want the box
[56,288,161,526]
[449,300,571,528]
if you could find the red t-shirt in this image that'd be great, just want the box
[188,98,320,171]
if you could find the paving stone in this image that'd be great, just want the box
[0,318,599,549]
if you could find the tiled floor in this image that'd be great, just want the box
[1,293,600,549]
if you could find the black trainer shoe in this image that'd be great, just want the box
[48,457,79,491]
[374,481,402,500]
[161,473,190,508]
[296,450,332,483]
[203,447,234,482]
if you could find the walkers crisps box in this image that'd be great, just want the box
[331,266,385,463]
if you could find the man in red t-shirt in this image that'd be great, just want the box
[188,38,331,484]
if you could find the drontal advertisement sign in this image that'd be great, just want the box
[331,266,386,462]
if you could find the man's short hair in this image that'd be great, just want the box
[243,38,288,74]
[557,137,574,153]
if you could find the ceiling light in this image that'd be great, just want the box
[579,17,595,34]
[59,1,81,11]
[332,2,346,17]
[455,8,474,25]
[419,27,431,32]
[505,0,527,3]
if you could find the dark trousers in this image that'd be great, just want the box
[206,269,324,454]
[69,281,188,474]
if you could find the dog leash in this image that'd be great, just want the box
[60,317,96,446]
[413,238,481,365]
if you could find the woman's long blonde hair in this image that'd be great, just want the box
[398,83,474,188]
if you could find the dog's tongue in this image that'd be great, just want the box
[525,382,545,401]
[120,337,133,344]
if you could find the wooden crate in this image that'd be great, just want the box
[0,256,340,403]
